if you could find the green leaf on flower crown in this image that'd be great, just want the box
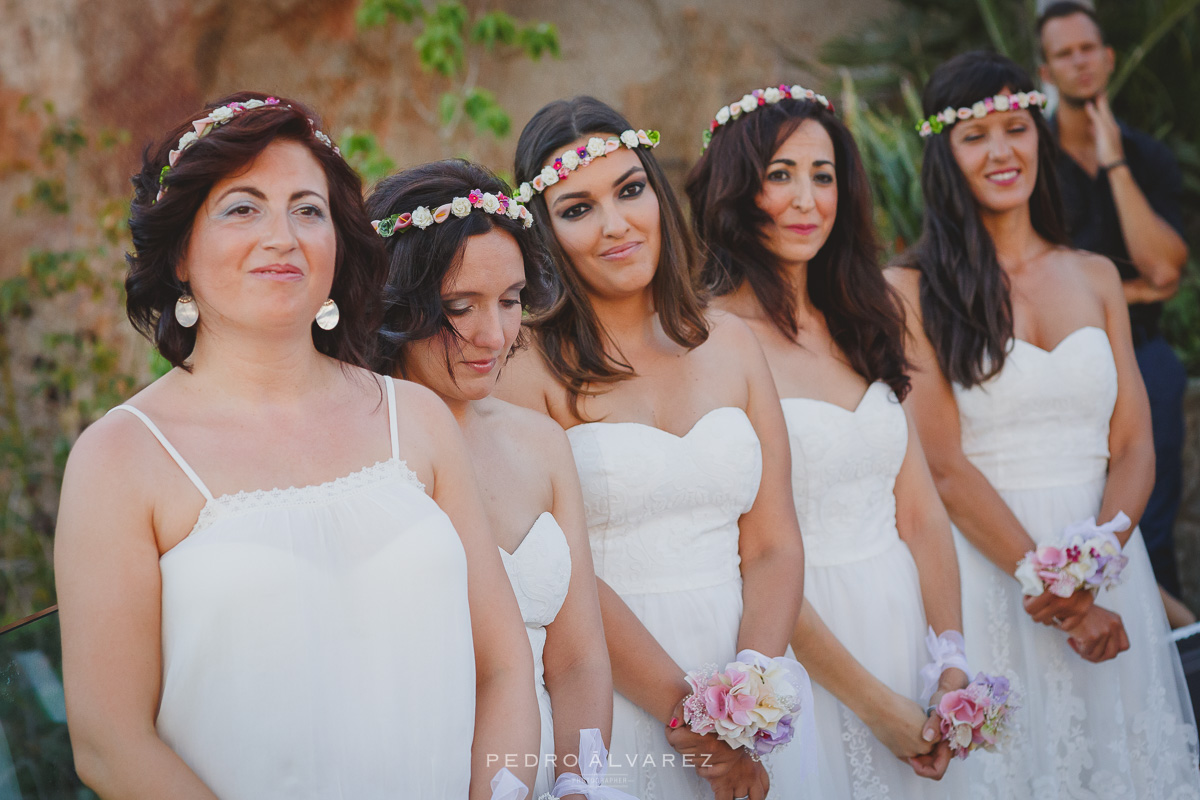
[647,130,661,146]
[702,129,713,148]
[159,165,171,182]
[378,217,396,237]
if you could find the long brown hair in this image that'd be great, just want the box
[513,96,708,417]
[686,95,911,400]
[899,52,1067,387]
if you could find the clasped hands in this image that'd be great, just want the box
[664,699,769,800]
[1023,588,1129,663]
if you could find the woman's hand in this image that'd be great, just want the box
[907,668,968,780]
[703,752,770,800]
[1023,588,1094,628]
[663,700,745,773]
[1062,605,1130,663]
[859,688,935,762]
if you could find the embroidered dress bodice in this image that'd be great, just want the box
[954,327,1116,491]
[567,406,763,596]
[782,381,907,567]
[108,377,476,799]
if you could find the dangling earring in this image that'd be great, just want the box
[175,294,199,328]
[315,298,340,330]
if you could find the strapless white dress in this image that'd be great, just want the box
[568,406,809,798]
[110,377,476,799]
[952,327,1200,799]
[499,511,571,797]
[783,381,968,798]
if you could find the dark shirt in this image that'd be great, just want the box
[1050,117,1186,337]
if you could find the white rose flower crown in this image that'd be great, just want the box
[515,129,660,202]
[371,188,533,237]
[702,84,834,150]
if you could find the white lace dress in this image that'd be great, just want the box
[783,381,968,798]
[952,326,1200,799]
[499,511,572,797]
[109,377,477,799]
[568,406,808,798]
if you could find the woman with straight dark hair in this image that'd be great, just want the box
[498,96,811,799]
[367,159,621,800]
[54,93,538,799]
[890,52,1200,796]
[687,84,969,797]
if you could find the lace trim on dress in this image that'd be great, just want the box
[192,458,426,533]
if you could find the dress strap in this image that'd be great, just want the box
[107,405,215,502]
[385,377,399,461]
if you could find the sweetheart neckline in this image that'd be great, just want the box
[1010,325,1105,355]
[779,381,886,415]
[564,405,749,440]
[498,510,560,559]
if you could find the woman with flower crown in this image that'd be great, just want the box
[686,84,971,798]
[365,158,630,800]
[54,93,538,799]
[890,52,1200,797]
[497,96,812,799]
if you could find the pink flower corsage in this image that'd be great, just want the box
[937,673,1018,759]
[1015,512,1131,598]
[681,649,810,758]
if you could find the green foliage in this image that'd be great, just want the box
[337,129,397,186]
[1,101,140,624]
[353,0,559,158]
[820,0,1200,373]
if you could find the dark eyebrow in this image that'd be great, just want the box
[213,187,328,204]
[768,158,834,168]
[443,281,527,300]
[550,166,645,209]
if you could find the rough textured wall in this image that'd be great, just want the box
[1,0,891,280]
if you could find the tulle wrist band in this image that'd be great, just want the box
[539,728,638,800]
[920,627,969,703]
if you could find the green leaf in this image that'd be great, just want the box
[470,11,518,51]
[337,128,396,185]
[439,92,459,125]
[463,88,511,139]
[356,0,423,29]
[415,18,465,76]
[517,22,560,60]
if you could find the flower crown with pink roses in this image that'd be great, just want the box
[702,84,835,150]
[154,97,340,203]
[515,129,661,202]
[370,188,533,238]
[915,90,1048,138]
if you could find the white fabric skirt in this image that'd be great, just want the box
[955,475,1200,799]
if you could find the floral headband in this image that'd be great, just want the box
[702,84,834,150]
[915,91,1048,138]
[515,129,660,202]
[371,188,533,237]
[155,97,340,202]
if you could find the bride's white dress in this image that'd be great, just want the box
[783,381,968,798]
[110,377,476,799]
[952,326,1200,799]
[499,511,572,797]
[568,406,808,799]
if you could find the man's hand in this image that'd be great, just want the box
[1085,93,1125,169]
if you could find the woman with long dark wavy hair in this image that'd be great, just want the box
[687,84,968,797]
[890,52,1200,796]
[497,96,809,799]
[54,92,538,799]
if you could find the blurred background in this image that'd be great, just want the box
[1,0,1198,628]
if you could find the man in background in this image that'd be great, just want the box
[1038,1,1192,619]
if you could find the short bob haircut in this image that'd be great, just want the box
[126,90,386,370]
[513,96,709,417]
[365,159,556,378]
[686,93,911,400]
[896,52,1067,387]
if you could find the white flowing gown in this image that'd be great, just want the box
[568,406,810,799]
[112,377,477,799]
[499,511,572,797]
[783,381,969,798]
[952,326,1200,799]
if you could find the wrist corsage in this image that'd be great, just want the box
[1015,512,1131,598]
[919,627,970,703]
[937,673,1018,759]
[538,728,638,800]
[491,767,529,800]
[681,649,810,758]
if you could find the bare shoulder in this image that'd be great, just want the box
[482,397,576,474]
[390,377,459,436]
[494,338,556,413]
[1069,248,1124,300]
[884,264,921,299]
[702,307,760,353]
